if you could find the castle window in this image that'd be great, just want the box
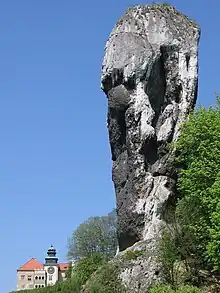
[20,275,25,280]
[42,276,44,280]
[49,275,52,281]
[27,276,32,281]
[39,276,41,280]
[42,285,44,288]
[35,285,38,288]
[35,276,38,280]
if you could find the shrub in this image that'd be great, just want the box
[158,229,181,285]
[149,285,201,293]
[83,261,126,293]
[72,253,107,287]
[177,285,201,293]
[12,277,82,293]
[123,250,144,261]
[149,284,174,293]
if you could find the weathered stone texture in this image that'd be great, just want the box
[101,3,200,291]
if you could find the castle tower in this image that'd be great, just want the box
[44,245,59,286]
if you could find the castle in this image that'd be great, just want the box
[16,246,69,290]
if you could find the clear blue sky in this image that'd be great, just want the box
[0,0,219,292]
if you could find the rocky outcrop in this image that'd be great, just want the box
[101,3,200,292]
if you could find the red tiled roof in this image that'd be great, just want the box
[17,258,69,272]
[58,263,69,271]
[17,258,43,271]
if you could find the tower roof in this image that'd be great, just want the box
[45,244,58,265]
[17,258,43,271]
[48,245,55,251]
[46,245,57,255]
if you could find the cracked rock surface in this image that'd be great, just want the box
[101,3,200,291]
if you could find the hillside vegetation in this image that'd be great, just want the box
[14,100,220,292]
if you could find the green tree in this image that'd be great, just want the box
[158,229,181,286]
[174,97,220,270]
[68,209,118,261]
[71,253,107,288]
[66,261,73,279]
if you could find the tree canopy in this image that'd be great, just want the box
[68,209,118,261]
[175,98,220,270]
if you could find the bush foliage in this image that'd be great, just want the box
[149,285,201,293]
[71,253,107,287]
[123,250,144,261]
[174,99,220,270]
[156,98,220,293]
[14,99,220,292]
[12,278,81,293]
[83,261,126,293]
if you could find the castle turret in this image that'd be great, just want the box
[44,245,59,285]
[45,245,58,265]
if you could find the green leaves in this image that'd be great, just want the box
[175,98,220,270]
[14,210,118,293]
[83,261,126,293]
[71,253,107,287]
[68,209,118,261]
[15,255,107,293]
[149,285,201,293]
[12,278,82,293]
[158,229,181,285]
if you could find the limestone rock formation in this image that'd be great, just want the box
[101,3,200,292]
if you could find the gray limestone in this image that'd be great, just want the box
[101,3,200,291]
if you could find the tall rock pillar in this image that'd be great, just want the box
[101,4,200,253]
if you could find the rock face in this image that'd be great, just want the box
[101,3,200,291]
